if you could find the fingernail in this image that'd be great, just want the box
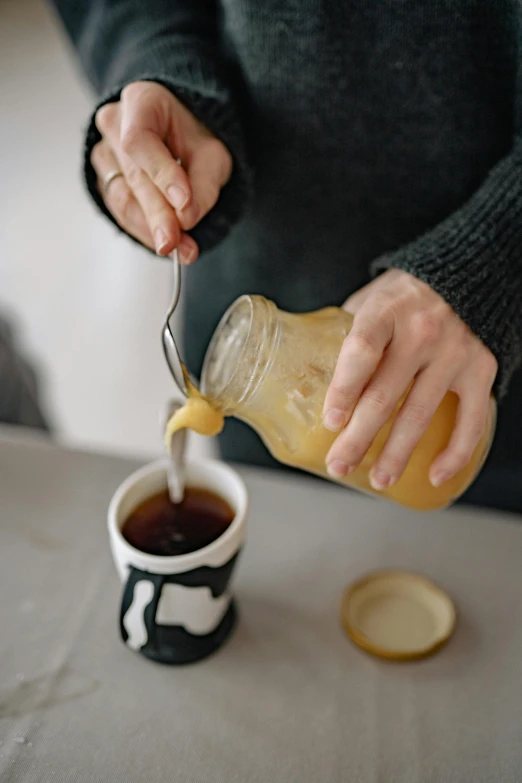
[178,240,197,265]
[430,471,450,488]
[370,471,390,491]
[327,460,350,479]
[323,409,346,432]
[154,228,169,255]
[167,185,189,210]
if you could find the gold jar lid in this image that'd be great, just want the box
[341,570,456,661]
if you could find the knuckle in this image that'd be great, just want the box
[120,125,142,155]
[95,103,117,134]
[380,453,407,475]
[362,385,390,413]
[412,311,442,344]
[110,186,133,225]
[346,330,379,358]
[123,162,143,188]
[120,197,136,227]
[401,402,429,427]
[155,163,185,193]
[121,82,146,104]
[330,381,357,406]
[402,275,421,297]
[337,440,365,464]
[371,296,395,324]
[373,290,395,310]
[481,351,498,382]
[90,141,105,170]
[151,169,170,190]
[452,344,469,366]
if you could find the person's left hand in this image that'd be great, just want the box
[323,269,498,489]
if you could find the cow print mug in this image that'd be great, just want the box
[108,459,248,665]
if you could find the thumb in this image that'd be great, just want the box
[177,137,233,231]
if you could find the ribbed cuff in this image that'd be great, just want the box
[83,39,254,253]
[372,147,522,397]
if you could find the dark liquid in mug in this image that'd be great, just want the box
[122,488,235,556]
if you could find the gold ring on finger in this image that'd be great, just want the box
[102,169,124,195]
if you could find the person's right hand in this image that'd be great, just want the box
[91,81,233,263]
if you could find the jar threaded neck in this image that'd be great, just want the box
[201,295,279,413]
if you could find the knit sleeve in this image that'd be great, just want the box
[50,0,254,253]
[372,140,522,397]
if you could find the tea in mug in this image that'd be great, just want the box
[122,488,234,556]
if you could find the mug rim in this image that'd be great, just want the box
[108,458,247,569]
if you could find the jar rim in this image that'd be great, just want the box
[200,294,256,407]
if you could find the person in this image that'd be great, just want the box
[0,315,50,432]
[51,1,522,512]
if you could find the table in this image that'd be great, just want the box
[0,428,521,782]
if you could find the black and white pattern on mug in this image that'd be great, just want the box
[120,551,241,665]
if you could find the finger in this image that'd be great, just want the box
[429,372,493,486]
[119,87,192,212]
[177,137,233,231]
[95,101,120,137]
[91,139,116,182]
[177,233,200,265]
[125,158,199,261]
[322,296,394,433]
[91,141,153,248]
[368,364,452,490]
[325,341,419,479]
[102,117,184,257]
[118,150,183,255]
[93,136,197,260]
[104,175,154,248]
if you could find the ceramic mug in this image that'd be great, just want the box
[108,459,248,665]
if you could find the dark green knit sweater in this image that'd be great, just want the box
[53,1,522,397]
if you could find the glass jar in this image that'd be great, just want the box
[200,295,496,511]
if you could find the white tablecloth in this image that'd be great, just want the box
[0,429,521,782]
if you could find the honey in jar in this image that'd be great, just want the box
[169,295,496,511]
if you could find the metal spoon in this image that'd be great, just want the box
[161,244,190,503]
[161,248,188,400]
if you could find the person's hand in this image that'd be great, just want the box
[91,81,233,263]
[323,269,497,489]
